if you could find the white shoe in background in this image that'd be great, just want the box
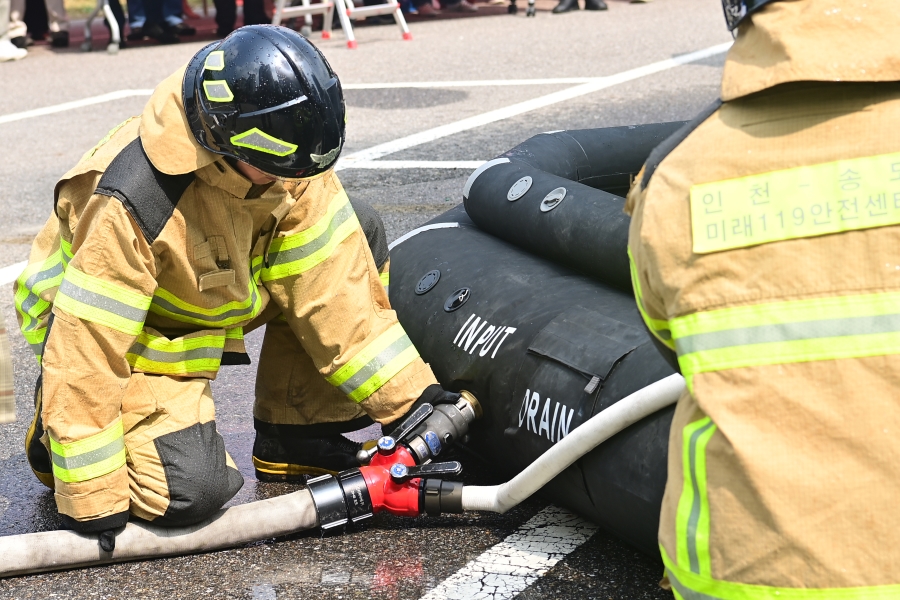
[0,39,28,62]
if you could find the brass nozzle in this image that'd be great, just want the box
[459,390,482,420]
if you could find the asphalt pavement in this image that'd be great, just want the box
[0,1,731,597]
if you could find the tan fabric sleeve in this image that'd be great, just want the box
[264,172,437,423]
[625,176,674,350]
[41,195,158,522]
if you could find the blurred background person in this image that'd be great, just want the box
[127,0,195,43]
[10,0,67,45]
[1,0,27,59]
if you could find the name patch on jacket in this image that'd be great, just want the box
[690,151,900,253]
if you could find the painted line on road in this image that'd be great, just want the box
[348,160,485,170]
[0,261,26,286]
[0,44,729,127]
[337,41,732,169]
[0,90,154,125]
[419,505,599,600]
[342,78,600,89]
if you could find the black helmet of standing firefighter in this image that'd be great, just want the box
[720,0,779,30]
[183,25,346,180]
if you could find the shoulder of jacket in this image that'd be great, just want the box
[95,137,195,243]
[640,99,723,190]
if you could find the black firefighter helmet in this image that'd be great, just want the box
[183,25,346,179]
[721,0,779,30]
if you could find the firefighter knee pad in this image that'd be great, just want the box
[151,421,244,527]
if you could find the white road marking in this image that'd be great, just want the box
[0,90,154,125]
[342,78,599,89]
[337,42,732,169]
[419,506,599,600]
[347,160,485,169]
[0,43,729,128]
[0,261,26,286]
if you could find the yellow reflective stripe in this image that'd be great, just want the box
[670,291,900,391]
[262,193,359,281]
[49,419,126,483]
[81,117,135,161]
[675,417,716,577]
[126,330,225,375]
[251,255,263,284]
[203,80,234,102]
[627,248,674,349]
[226,327,243,340]
[690,151,900,254]
[149,279,261,328]
[380,271,390,287]
[54,267,151,336]
[15,244,68,335]
[662,547,900,600]
[230,127,298,157]
[326,323,419,402]
[204,50,225,70]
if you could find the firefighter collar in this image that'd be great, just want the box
[721,0,900,102]
[139,65,220,176]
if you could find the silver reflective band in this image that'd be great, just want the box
[58,278,149,323]
[335,334,414,396]
[686,420,715,574]
[267,202,356,269]
[127,342,223,364]
[203,80,234,102]
[51,436,125,471]
[675,312,900,356]
[204,50,225,71]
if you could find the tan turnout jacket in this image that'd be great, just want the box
[627,1,900,597]
[15,66,436,524]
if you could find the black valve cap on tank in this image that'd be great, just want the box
[421,479,464,516]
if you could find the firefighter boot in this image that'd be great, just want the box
[552,0,579,13]
[252,420,373,482]
[584,0,607,9]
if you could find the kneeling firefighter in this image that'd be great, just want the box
[627,0,900,597]
[15,25,455,543]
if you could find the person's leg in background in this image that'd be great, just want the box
[127,0,146,39]
[142,0,179,42]
[212,0,235,37]
[241,0,267,27]
[1,0,28,60]
[42,0,67,46]
[163,0,195,36]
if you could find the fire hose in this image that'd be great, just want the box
[0,377,683,578]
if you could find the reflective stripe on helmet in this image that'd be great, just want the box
[204,50,225,71]
[203,80,235,103]
[230,128,299,157]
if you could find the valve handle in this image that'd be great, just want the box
[389,461,463,484]
[387,402,433,443]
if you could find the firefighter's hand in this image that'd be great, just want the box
[383,384,461,435]
[59,511,128,552]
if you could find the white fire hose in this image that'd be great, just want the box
[460,374,685,513]
[0,374,684,578]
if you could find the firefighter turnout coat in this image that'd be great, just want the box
[15,66,437,528]
[627,0,900,597]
